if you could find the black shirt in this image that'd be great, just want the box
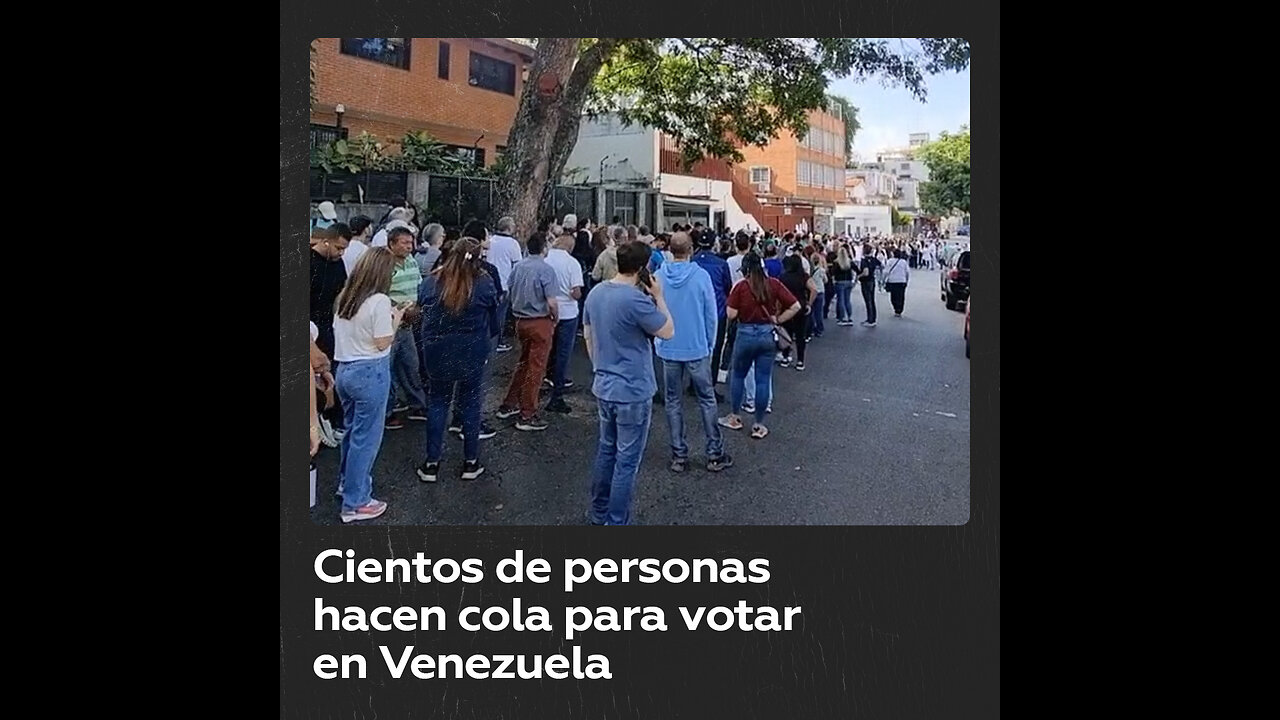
[829,261,855,282]
[309,249,348,356]
[779,270,811,310]
[858,255,882,283]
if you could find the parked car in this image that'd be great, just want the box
[941,250,970,310]
[964,297,970,359]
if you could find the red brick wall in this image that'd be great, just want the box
[312,38,530,165]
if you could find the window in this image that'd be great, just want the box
[438,41,450,79]
[310,124,348,149]
[797,160,809,186]
[750,167,770,185]
[340,38,411,70]
[469,51,516,95]
[901,162,911,170]
[443,144,486,168]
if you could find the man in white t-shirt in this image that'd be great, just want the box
[543,233,584,414]
[487,216,525,352]
[342,215,373,276]
[371,207,417,248]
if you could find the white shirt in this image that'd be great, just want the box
[544,248,584,320]
[727,254,746,285]
[371,220,415,248]
[342,239,369,276]
[310,322,319,343]
[487,233,524,291]
[800,256,811,275]
[333,294,394,362]
[883,257,910,284]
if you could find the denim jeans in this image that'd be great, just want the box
[424,370,484,463]
[495,295,512,347]
[388,327,427,416]
[589,398,654,525]
[336,356,391,512]
[662,358,724,460]
[810,293,825,334]
[835,281,854,321]
[547,316,579,402]
[861,280,878,323]
[743,364,772,407]
[729,324,775,425]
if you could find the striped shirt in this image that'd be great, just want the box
[388,256,420,305]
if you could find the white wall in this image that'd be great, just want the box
[565,115,658,183]
[659,173,760,232]
[834,204,893,237]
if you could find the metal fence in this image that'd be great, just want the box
[310,168,408,204]
[423,175,599,229]
[604,189,639,227]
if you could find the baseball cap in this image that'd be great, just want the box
[317,201,338,221]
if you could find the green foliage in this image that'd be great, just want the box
[826,94,860,162]
[918,125,970,216]
[585,38,968,168]
[890,205,908,229]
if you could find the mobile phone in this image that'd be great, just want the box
[637,266,652,289]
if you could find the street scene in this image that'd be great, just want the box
[304,38,972,525]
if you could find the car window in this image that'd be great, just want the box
[957,252,970,270]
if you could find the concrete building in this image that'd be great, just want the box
[876,143,931,213]
[846,165,896,205]
[737,100,847,234]
[310,37,535,168]
[833,204,893,238]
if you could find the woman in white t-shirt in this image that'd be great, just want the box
[883,249,911,317]
[332,247,404,523]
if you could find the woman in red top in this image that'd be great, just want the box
[718,252,801,439]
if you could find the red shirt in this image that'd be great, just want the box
[728,278,797,324]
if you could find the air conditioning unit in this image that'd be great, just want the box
[756,182,770,192]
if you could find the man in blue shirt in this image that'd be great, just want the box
[582,241,673,525]
[763,243,783,278]
[691,229,733,399]
[655,233,733,473]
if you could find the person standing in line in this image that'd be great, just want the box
[831,245,856,326]
[582,241,675,525]
[382,227,429,430]
[496,233,559,431]
[415,238,499,483]
[543,232,584,414]
[778,255,818,371]
[332,248,402,523]
[691,229,733,398]
[718,253,800,439]
[655,233,733,473]
[884,248,911,317]
[763,243,783,278]
[486,217,523,354]
[719,233,753,384]
[371,206,416,248]
[310,224,349,445]
[592,225,622,283]
[807,248,827,339]
[858,243,882,327]
[312,200,338,231]
[415,222,445,276]
[343,215,373,277]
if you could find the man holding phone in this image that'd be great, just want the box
[582,241,674,525]
[384,227,428,429]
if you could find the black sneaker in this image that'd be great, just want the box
[496,343,513,353]
[795,362,806,371]
[543,377,555,389]
[416,461,440,483]
[448,421,463,434]
[561,379,575,389]
[515,415,548,432]
[706,454,735,472]
[496,405,520,419]
[669,457,689,473]
[452,422,498,439]
[461,460,485,480]
[546,399,571,414]
[408,408,428,421]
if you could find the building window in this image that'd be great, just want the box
[339,38,411,70]
[469,51,516,95]
[310,124,348,149]
[750,167,770,185]
[438,41,450,79]
[901,162,911,170]
[797,160,810,187]
[444,144,486,168]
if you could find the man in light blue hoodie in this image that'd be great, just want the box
[655,232,734,473]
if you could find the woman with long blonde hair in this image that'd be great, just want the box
[831,244,856,326]
[415,237,500,483]
[332,247,403,523]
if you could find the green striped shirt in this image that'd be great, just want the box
[389,257,420,305]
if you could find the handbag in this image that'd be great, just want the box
[773,323,794,352]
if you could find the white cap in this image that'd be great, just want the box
[317,201,337,220]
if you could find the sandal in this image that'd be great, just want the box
[717,415,744,430]
[750,424,769,439]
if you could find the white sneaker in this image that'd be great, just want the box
[317,417,339,448]
[340,499,388,523]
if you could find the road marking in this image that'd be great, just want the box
[934,411,958,418]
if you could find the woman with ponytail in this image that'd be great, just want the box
[415,237,500,484]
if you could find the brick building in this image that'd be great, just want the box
[310,38,534,167]
[737,101,847,234]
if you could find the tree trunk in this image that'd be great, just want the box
[495,39,619,243]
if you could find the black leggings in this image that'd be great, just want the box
[782,314,808,363]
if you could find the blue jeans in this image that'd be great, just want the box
[662,358,724,460]
[388,327,427,416]
[547,316,579,402]
[729,324,774,425]
[810,293,825,334]
[835,281,854,322]
[589,398,653,525]
[424,370,484,463]
[743,364,772,407]
[337,356,391,512]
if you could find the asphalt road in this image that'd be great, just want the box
[311,273,970,525]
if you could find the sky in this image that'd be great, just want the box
[826,46,970,163]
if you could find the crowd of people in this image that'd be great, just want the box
[308,197,961,524]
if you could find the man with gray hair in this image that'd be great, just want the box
[415,223,444,276]
[488,215,524,353]
[371,206,417,248]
